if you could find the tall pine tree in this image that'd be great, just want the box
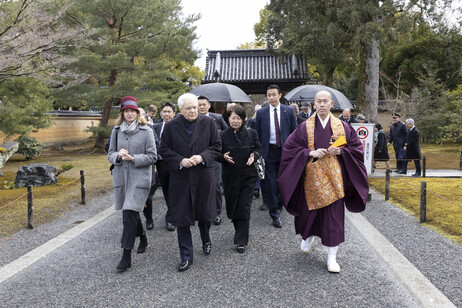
[54,0,200,147]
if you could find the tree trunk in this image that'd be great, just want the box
[364,34,379,123]
[94,69,117,148]
[323,66,336,87]
[356,47,366,114]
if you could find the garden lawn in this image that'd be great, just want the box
[0,142,113,238]
[369,177,462,246]
[374,143,460,170]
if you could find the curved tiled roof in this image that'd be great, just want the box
[203,49,309,83]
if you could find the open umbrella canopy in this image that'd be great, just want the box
[284,85,354,110]
[189,83,252,103]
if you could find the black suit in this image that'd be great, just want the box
[153,122,173,224]
[255,104,297,219]
[205,112,228,218]
[389,121,408,172]
[208,112,228,131]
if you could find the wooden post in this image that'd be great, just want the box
[422,156,426,178]
[459,147,462,171]
[80,170,86,205]
[420,181,427,223]
[27,185,33,229]
[385,169,390,201]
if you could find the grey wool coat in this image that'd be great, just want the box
[107,123,157,212]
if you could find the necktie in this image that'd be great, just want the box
[274,108,281,147]
[160,122,165,138]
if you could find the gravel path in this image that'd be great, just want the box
[0,187,460,307]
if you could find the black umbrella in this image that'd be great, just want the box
[284,85,353,110]
[189,83,252,103]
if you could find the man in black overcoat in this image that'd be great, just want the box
[388,113,408,174]
[404,118,422,177]
[159,93,221,272]
[198,95,228,225]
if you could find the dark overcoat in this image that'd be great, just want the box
[374,131,390,160]
[404,127,422,159]
[158,114,221,227]
[219,127,262,220]
[389,121,408,150]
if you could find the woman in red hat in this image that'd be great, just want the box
[107,96,157,272]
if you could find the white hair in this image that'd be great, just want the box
[406,118,415,125]
[178,93,198,109]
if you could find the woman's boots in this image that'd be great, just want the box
[137,233,148,254]
[117,233,148,272]
[116,249,132,273]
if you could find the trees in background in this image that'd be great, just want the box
[259,0,461,141]
[262,0,458,124]
[53,0,200,147]
[0,0,201,147]
[0,0,87,138]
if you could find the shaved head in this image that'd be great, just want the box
[313,91,334,119]
[315,90,332,101]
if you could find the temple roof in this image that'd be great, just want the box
[202,49,310,94]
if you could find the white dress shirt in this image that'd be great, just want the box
[269,103,281,145]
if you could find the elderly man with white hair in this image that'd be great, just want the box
[404,118,422,177]
[158,93,222,272]
[339,108,358,124]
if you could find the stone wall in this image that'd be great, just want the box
[0,111,117,146]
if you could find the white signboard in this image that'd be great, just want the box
[351,123,375,175]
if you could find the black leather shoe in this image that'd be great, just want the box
[272,217,282,228]
[137,233,148,254]
[412,173,421,177]
[178,260,193,272]
[237,245,245,253]
[166,222,175,231]
[254,189,260,198]
[260,203,267,211]
[146,221,154,230]
[398,170,407,174]
[214,216,221,225]
[202,241,212,255]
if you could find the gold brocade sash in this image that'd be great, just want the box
[304,112,345,210]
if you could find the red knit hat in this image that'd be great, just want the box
[120,96,139,112]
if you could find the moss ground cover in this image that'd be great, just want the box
[0,142,112,238]
[369,177,462,245]
[374,143,461,170]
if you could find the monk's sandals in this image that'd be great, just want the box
[300,237,314,253]
[327,254,340,273]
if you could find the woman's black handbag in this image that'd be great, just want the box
[247,128,265,180]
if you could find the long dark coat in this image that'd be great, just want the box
[158,114,221,227]
[389,121,408,150]
[374,131,390,160]
[219,127,262,220]
[404,127,422,159]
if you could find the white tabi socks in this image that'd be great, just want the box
[323,245,340,273]
[300,236,315,253]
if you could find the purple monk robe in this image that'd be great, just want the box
[277,119,369,245]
